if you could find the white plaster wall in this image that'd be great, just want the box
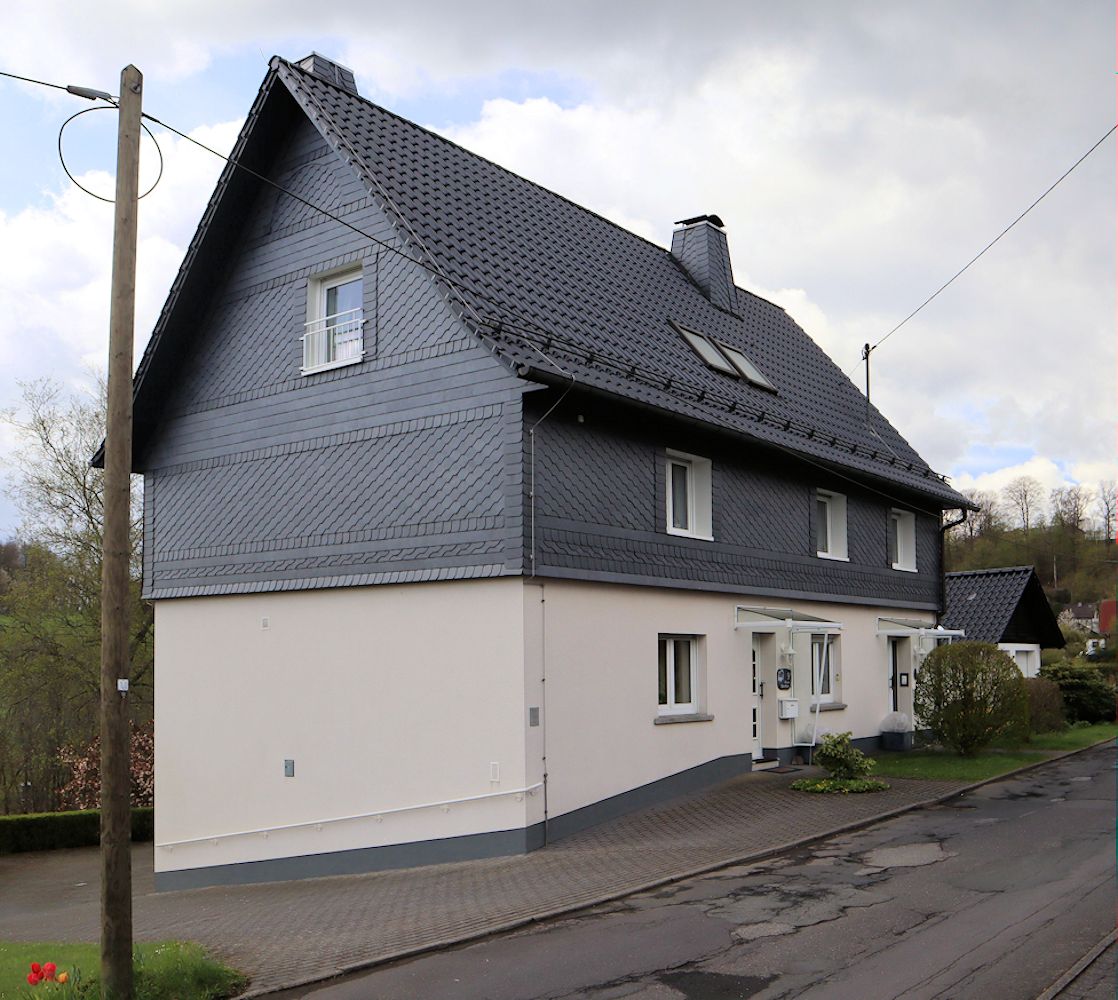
[154,578,529,874]
[999,643,1042,678]
[757,604,935,748]
[534,581,936,820]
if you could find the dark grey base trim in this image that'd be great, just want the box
[157,754,758,890]
[545,753,754,843]
[765,734,882,766]
[155,823,546,891]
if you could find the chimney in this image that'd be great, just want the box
[294,53,359,96]
[670,214,734,312]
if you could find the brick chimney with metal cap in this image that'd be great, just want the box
[294,53,359,96]
[670,214,735,312]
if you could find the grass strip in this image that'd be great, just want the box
[0,941,246,999]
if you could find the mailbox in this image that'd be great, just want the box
[778,699,799,720]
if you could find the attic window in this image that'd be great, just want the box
[671,321,775,391]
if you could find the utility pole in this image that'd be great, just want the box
[862,343,872,421]
[101,63,142,1000]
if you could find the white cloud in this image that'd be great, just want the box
[0,1,1112,540]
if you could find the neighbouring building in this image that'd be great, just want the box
[121,54,973,888]
[942,567,1065,677]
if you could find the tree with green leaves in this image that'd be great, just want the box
[0,380,152,813]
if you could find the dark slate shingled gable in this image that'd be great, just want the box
[942,567,1065,648]
[127,55,969,511]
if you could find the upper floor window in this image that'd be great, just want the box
[815,490,848,560]
[666,450,713,540]
[302,266,364,374]
[889,509,917,571]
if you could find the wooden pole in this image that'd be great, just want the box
[101,63,142,1000]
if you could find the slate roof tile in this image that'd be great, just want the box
[942,567,1064,647]
[128,56,971,510]
[275,59,966,508]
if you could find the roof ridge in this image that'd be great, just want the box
[277,56,684,262]
[946,566,1035,577]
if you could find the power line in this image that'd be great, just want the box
[0,68,115,103]
[2,64,966,511]
[852,123,1117,375]
[136,110,964,510]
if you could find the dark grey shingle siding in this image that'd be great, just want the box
[141,119,522,599]
[526,402,941,608]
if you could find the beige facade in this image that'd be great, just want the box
[154,577,935,882]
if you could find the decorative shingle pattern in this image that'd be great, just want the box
[274,59,968,509]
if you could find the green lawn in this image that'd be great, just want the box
[1014,723,1118,751]
[871,723,1118,782]
[0,942,245,999]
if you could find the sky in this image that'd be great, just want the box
[0,0,1113,537]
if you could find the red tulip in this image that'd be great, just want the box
[43,960,57,979]
[27,971,40,984]
[30,962,41,974]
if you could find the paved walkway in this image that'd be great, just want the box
[0,766,969,996]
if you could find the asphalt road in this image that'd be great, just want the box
[287,745,1116,1000]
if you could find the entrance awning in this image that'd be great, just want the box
[876,617,965,640]
[735,607,843,634]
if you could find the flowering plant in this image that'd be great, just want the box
[25,960,70,985]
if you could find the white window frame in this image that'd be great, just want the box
[889,509,917,572]
[302,265,365,374]
[815,490,848,561]
[666,450,713,540]
[658,634,700,716]
[810,633,837,704]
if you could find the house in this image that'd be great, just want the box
[1058,601,1099,634]
[128,53,973,889]
[942,567,1065,677]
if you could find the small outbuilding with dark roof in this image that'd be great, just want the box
[942,567,1065,677]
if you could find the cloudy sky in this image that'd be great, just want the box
[0,0,1113,537]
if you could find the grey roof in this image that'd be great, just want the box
[942,567,1065,648]
[127,56,971,509]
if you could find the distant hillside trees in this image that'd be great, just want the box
[946,479,1115,609]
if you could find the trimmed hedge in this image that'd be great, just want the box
[0,807,154,854]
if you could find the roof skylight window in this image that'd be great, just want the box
[676,325,736,375]
[715,342,776,390]
[671,321,776,392]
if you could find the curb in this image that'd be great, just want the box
[242,737,1116,998]
[1033,929,1116,1000]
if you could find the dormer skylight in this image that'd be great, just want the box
[672,321,776,392]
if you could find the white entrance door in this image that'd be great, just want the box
[751,635,763,760]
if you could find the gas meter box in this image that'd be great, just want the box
[778,699,799,720]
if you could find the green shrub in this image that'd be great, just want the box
[0,807,154,854]
[790,777,889,793]
[913,642,1028,756]
[1024,676,1066,735]
[1039,663,1116,723]
[813,732,874,779]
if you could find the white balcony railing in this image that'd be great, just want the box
[301,307,364,372]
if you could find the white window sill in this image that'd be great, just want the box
[654,713,715,725]
[667,527,715,542]
[891,564,918,573]
[808,702,847,712]
[816,552,849,562]
[300,354,365,376]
